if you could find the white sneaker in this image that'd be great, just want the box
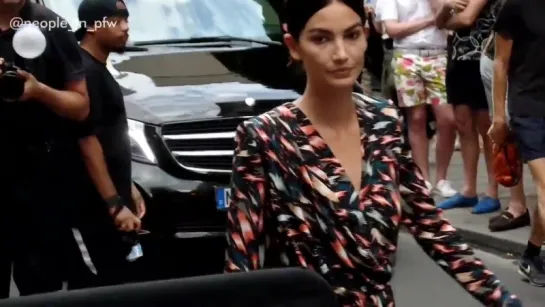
[425,181,433,192]
[434,180,457,198]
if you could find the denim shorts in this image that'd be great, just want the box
[510,116,545,163]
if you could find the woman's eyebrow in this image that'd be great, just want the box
[343,22,364,32]
[307,22,364,34]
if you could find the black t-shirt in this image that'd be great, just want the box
[0,3,84,177]
[495,0,545,117]
[79,49,134,213]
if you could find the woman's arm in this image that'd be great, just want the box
[488,0,519,146]
[383,18,436,40]
[389,106,521,305]
[375,0,434,39]
[491,0,519,122]
[225,121,269,272]
[437,0,488,30]
[492,35,511,122]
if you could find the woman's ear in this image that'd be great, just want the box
[283,33,302,61]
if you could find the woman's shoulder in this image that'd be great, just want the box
[236,103,295,138]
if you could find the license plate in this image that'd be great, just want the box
[215,187,232,210]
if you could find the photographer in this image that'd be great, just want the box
[72,0,145,288]
[0,0,89,298]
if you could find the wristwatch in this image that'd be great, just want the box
[105,195,124,217]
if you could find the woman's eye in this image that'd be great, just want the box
[345,32,361,40]
[311,36,328,44]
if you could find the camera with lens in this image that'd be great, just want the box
[0,61,25,102]
[0,23,48,102]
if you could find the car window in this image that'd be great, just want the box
[42,0,281,43]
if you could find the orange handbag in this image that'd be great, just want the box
[492,133,522,188]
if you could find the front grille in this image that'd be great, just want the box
[162,118,247,135]
[161,118,248,173]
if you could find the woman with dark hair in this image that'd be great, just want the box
[225,1,521,306]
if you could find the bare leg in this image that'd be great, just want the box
[527,159,545,247]
[506,179,527,217]
[406,105,430,182]
[454,105,479,197]
[515,159,545,286]
[432,103,456,183]
[475,110,499,199]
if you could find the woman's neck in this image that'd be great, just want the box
[298,82,356,128]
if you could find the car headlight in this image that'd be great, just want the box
[128,119,157,164]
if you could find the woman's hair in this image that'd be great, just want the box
[283,0,367,39]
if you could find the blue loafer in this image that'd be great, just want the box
[437,193,478,210]
[472,196,501,214]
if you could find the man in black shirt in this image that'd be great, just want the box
[0,0,90,298]
[73,0,145,288]
[488,0,545,287]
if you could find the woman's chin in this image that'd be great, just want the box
[326,77,358,89]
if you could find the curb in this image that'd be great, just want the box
[399,224,526,257]
[455,227,525,257]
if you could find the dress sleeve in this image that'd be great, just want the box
[225,120,269,272]
[392,109,521,306]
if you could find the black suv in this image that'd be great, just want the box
[39,0,376,282]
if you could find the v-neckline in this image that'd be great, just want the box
[285,99,367,205]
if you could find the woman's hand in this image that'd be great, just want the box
[488,118,509,145]
[132,184,146,219]
[502,294,522,307]
[446,0,469,11]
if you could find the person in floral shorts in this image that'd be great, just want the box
[376,0,457,198]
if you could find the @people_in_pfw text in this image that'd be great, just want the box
[9,16,117,32]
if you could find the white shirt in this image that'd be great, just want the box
[375,0,447,49]
[365,0,377,8]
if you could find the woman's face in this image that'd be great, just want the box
[286,1,367,89]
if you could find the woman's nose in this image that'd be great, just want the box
[332,39,349,62]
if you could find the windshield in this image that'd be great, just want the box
[42,0,281,43]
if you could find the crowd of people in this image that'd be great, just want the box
[366,0,545,288]
[0,0,542,306]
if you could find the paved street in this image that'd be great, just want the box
[393,233,543,307]
[5,232,542,306]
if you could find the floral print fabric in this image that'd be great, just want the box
[392,52,448,108]
[225,93,518,306]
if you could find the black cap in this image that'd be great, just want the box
[75,0,129,41]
